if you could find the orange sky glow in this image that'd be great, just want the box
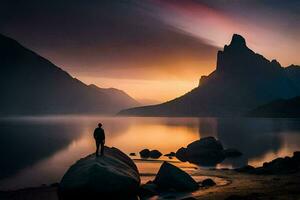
[2,0,299,104]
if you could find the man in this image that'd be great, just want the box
[94,123,105,156]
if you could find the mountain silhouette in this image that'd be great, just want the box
[0,34,139,115]
[248,96,300,117]
[120,34,300,116]
[285,65,300,89]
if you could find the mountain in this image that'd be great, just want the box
[0,34,139,115]
[248,96,300,117]
[120,34,300,116]
[285,65,300,89]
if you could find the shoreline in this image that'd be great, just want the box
[1,169,300,200]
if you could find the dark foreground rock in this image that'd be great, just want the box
[201,178,216,187]
[138,182,158,197]
[153,162,199,192]
[59,146,140,199]
[236,151,300,175]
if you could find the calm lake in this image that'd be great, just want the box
[0,116,300,190]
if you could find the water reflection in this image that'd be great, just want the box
[0,119,83,179]
[0,116,299,190]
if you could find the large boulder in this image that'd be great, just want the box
[59,146,140,199]
[138,182,158,198]
[176,147,188,162]
[187,137,223,151]
[153,162,199,192]
[176,137,226,166]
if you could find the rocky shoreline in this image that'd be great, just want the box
[2,168,300,200]
[1,137,300,200]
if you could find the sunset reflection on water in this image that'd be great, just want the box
[0,116,300,190]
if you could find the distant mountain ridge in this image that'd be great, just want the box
[248,96,300,118]
[0,34,139,115]
[120,34,300,116]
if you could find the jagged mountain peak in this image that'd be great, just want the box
[120,34,300,117]
[229,34,247,48]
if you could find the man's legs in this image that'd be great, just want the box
[100,141,104,156]
[95,140,100,156]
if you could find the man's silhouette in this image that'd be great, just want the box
[94,123,105,156]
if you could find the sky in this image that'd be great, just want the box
[0,0,299,103]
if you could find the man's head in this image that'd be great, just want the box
[98,123,102,128]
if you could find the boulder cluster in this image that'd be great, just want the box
[59,147,211,200]
[139,149,162,159]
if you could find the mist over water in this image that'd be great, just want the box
[0,116,300,190]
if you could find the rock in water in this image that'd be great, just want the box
[153,162,199,192]
[176,137,225,166]
[187,137,223,151]
[139,149,150,158]
[149,150,162,159]
[164,152,176,157]
[201,178,216,187]
[59,146,140,199]
[176,147,188,162]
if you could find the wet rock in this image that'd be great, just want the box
[223,148,243,157]
[187,137,223,151]
[59,146,140,199]
[201,178,216,187]
[187,148,225,166]
[139,149,150,158]
[164,152,176,157]
[186,137,225,166]
[236,152,300,175]
[258,156,298,174]
[149,150,162,159]
[153,162,199,192]
[176,137,226,166]
[176,147,188,162]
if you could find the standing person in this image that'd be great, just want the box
[94,123,105,156]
